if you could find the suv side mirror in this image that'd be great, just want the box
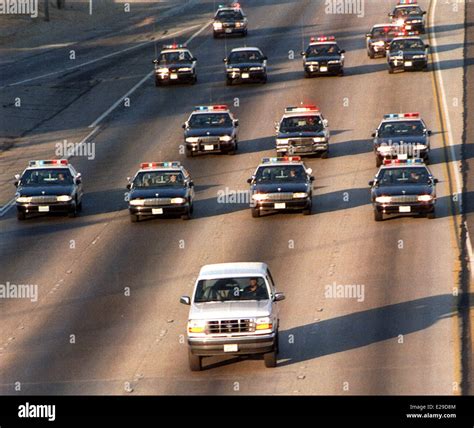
[189,180,194,187]
[371,132,376,138]
[126,183,132,190]
[182,123,187,129]
[368,180,374,186]
[223,58,228,63]
[427,130,432,135]
[274,292,285,302]
[433,178,439,184]
[180,296,191,305]
[192,57,197,61]
[247,178,253,184]
[422,10,427,14]
[340,49,346,54]
[234,119,239,126]
[14,181,18,187]
[310,176,315,182]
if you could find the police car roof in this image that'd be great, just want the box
[199,262,268,279]
[231,47,261,52]
[309,41,337,46]
[258,160,304,167]
[372,23,399,28]
[395,4,420,8]
[283,111,322,118]
[161,48,191,54]
[26,165,71,170]
[391,36,423,42]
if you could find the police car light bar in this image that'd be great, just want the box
[194,105,229,112]
[383,112,420,119]
[398,0,417,5]
[310,36,335,43]
[29,159,68,167]
[163,43,185,50]
[140,162,181,169]
[383,158,424,165]
[231,2,241,8]
[262,156,302,163]
[285,105,319,113]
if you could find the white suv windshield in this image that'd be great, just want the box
[195,277,269,302]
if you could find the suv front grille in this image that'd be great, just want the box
[265,192,294,201]
[288,138,313,146]
[143,198,172,206]
[390,195,419,203]
[29,196,59,203]
[207,319,254,334]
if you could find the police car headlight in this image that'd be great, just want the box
[418,195,433,202]
[375,196,392,203]
[170,197,186,204]
[157,68,169,74]
[293,192,308,199]
[250,66,263,71]
[412,55,426,59]
[276,139,288,145]
[373,41,385,46]
[186,137,200,143]
[328,60,341,64]
[228,68,240,72]
[391,55,403,60]
[313,137,326,143]
[213,22,223,30]
[179,67,192,72]
[235,22,243,28]
[252,194,268,201]
[57,195,72,202]
[16,196,32,203]
[306,61,319,65]
[377,145,393,153]
[410,19,422,23]
[415,144,427,150]
[220,135,232,142]
[129,199,145,206]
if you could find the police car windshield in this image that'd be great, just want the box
[255,165,306,183]
[378,167,431,185]
[189,113,232,128]
[133,171,184,188]
[394,6,423,17]
[391,38,425,50]
[20,168,73,186]
[216,10,243,20]
[158,51,192,64]
[194,277,269,303]
[306,43,340,56]
[228,51,263,63]
[280,116,323,132]
[378,120,425,137]
[372,28,399,37]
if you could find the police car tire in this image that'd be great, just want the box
[251,208,260,218]
[188,350,202,371]
[130,214,139,223]
[17,211,26,221]
[264,350,277,368]
[374,210,383,222]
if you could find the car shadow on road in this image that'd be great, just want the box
[277,293,467,367]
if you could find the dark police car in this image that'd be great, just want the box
[14,159,83,220]
[301,36,345,77]
[387,35,429,73]
[389,0,426,34]
[247,157,314,217]
[153,44,197,86]
[126,162,194,222]
[369,158,437,221]
[372,112,431,166]
[224,47,267,85]
[213,2,248,38]
[365,24,402,58]
[275,105,330,158]
[183,105,239,156]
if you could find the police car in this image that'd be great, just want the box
[14,159,83,220]
[126,162,194,222]
[387,34,429,73]
[152,44,197,86]
[224,47,267,85]
[369,158,437,221]
[372,112,431,166]
[365,24,402,58]
[247,156,314,217]
[183,105,239,156]
[213,2,248,38]
[275,105,330,158]
[389,0,426,34]
[301,36,345,77]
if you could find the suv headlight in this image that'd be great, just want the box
[252,194,268,201]
[220,135,232,142]
[375,196,392,203]
[255,317,273,331]
[179,67,192,72]
[328,59,341,64]
[276,138,288,145]
[57,195,72,202]
[213,22,223,29]
[16,196,32,203]
[188,319,206,333]
[129,199,145,206]
[186,137,200,143]
[412,55,426,59]
[313,137,326,143]
[250,66,264,71]
[293,192,308,199]
[418,195,433,202]
[170,197,186,204]
[157,68,169,73]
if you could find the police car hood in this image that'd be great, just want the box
[158,62,192,70]
[306,54,340,62]
[390,48,426,57]
[371,34,397,43]
[185,128,234,137]
[376,135,427,145]
[278,131,325,138]
[373,184,433,197]
[130,187,187,199]
[405,14,424,22]
[189,300,272,320]
[253,182,309,193]
[228,61,264,69]
[18,184,74,196]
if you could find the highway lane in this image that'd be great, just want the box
[0,0,462,394]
